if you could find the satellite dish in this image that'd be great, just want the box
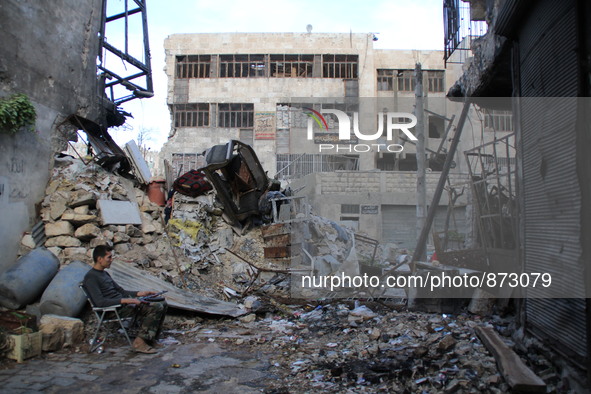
[306,24,313,33]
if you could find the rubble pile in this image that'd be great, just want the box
[165,193,363,300]
[19,155,351,299]
[6,154,565,392]
[18,156,188,285]
[20,154,374,303]
[163,301,561,393]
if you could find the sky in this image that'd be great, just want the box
[104,0,444,151]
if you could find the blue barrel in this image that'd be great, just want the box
[40,260,91,317]
[0,248,60,309]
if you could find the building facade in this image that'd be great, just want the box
[161,32,509,248]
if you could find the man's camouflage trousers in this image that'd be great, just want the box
[121,301,168,341]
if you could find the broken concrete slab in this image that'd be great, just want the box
[73,205,89,215]
[45,221,74,237]
[124,139,152,185]
[39,314,84,351]
[140,211,158,233]
[61,212,98,225]
[97,199,142,225]
[49,198,68,221]
[74,223,101,240]
[21,234,36,249]
[68,190,97,208]
[45,235,82,248]
[45,236,82,248]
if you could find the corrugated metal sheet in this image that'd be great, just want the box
[109,261,246,317]
[518,0,586,360]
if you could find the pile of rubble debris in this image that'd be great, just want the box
[157,299,562,393]
[17,153,375,304]
[18,155,184,283]
[3,148,570,392]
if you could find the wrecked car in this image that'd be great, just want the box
[198,140,278,228]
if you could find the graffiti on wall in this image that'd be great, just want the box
[10,157,25,174]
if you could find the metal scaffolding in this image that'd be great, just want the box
[464,133,517,250]
[98,0,153,105]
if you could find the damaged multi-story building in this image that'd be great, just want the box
[160,32,513,249]
[0,0,154,272]
[444,0,591,388]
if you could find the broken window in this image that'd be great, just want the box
[276,103,317,128]
[176,55,211,78]
[427,70,445,92]
[322,54,358,79]
[276,154,359,179]
[270,54,314,77]
[171,153,204,176]
[218,103,254,128]
[340,204,360,229]
[377,152,397,171]
[398,153,418,171]
[341,204,360,214]
[377,69,395,91]
[219,54,266,78]
[397,70,416,92]
[484,109,513,132]
[173,103,209,127]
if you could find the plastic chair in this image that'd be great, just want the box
[79,282,134,352]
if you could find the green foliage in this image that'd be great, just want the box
[0,93,37,135]
[447,230,465,242]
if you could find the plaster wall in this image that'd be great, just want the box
[0,0,102,272]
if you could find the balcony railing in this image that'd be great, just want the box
[444,0,488,65]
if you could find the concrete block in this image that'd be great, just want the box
[68,191,97,208]
[73,205,89,215]
[62,247,88,259]
[21,234,36,249]
[113,232,130,244]
[141,212,157,234]
[61,212,97,225]
[45,221,74,237]
[49,198,68,221]
[97,200,142,225]
[47,247,62,258]
[39,315,84,351]
[45,236,81,248]
[74,223,101,240]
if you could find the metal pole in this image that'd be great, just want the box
[414,63,427,259]
[412,99,471,264]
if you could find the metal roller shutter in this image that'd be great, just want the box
[382,205,466,251]
[518,0,586,362]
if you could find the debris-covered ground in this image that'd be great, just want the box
[52,297,563,393]
[1,154,575,392]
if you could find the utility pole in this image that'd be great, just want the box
[415,63,427,261]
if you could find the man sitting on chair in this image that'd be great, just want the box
[83,245,168,354]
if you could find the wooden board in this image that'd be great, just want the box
[475,326,546,393]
